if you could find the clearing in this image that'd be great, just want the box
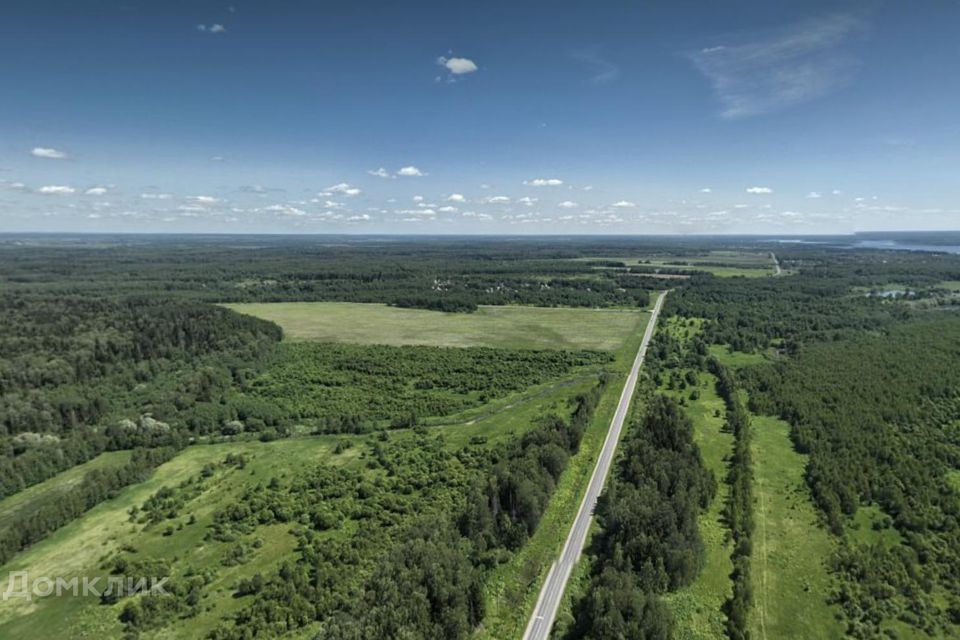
[223,301,647,351]
[749,414,842,640]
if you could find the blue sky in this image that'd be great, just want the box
[1,0,959,234]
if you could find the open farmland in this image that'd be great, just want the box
[574,249,778,278]
[224,301,649,351]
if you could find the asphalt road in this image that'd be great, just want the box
[522,290,667,640]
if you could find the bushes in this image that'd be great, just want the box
[247,342,610,433]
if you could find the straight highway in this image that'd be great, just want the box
[522,290,668,640]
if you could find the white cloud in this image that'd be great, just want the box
[486,196,511,204]
[38,185,75,195]
[700,187,712,193]
[437,56,478,75]
[397,166,425,177]
[831,189,843,195]
[32,147,68,159]
[347,214,371,221]
[447,193,465,202]
[368,167,392,178]
[558,201,579,209]
[326,183,362,196]
[689,14,865,118]
[263,204,306,217]
[612,200,636,208]
[517,196,538,206]
[141,193,172,200]
[806,191,822,199]
[192,195,221,204]
[438,206,458,213]
[197,24,226,33]
[746,186,773,194]
[525,178,564,187]
[84,187,108,195]
[412,195,425,203]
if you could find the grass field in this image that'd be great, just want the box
[574,250,777,278]
[749,414,842,640]
[0,451,132,537]
[224,302,647,351]
[663,369,734,639]
[709,344,771,368]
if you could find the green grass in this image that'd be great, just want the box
[749,414,842,640]
[0,438,357,639]
[847,504,904,548]
[662,370,734,639]
[936,280,960,291]
[573,251,777,278]
[709,344,770,368]
[0,451,132,537]
[224,302,645,351]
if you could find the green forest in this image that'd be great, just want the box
[2,235,960,639]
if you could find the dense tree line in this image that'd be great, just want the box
[568,393,715,639]
[0,237,659,311]
[709,359,754,640]
[0,294,280,501]
[0,447,175,565]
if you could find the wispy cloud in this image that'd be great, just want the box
[397,166,425,177]
[368,167,392,178]
[37,185,75,195]
[746,186,773,194]
[32,147,68,159]
[690,13,866,118]
[572,49,621,84]
[326,183,362,196]
[197,24,226,34]
[525,178,564,187]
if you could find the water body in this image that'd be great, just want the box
[852,240,960,254]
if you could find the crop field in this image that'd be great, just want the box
[748,414,842,640]
[224,301,648,351]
